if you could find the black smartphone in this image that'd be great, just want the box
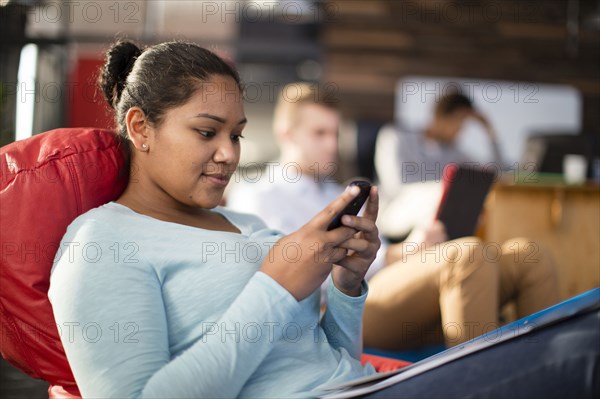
[326,180,372,231]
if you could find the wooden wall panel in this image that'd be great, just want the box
[322,0,600,135]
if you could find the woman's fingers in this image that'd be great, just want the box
[334,255,365,272]
[324,226,358,246]
[327,247,350,264]
[362,186,379,223]
[309,185,361,230]
[339,215,377,235]
[339,214,380,246]
[337,237,371,253]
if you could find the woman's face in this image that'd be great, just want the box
[138,74,246,210]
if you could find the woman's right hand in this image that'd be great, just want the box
[259,186,362,301]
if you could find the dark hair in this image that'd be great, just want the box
[98,40,242,144]
[435,92,473,116]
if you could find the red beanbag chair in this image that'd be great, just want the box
[0,128,128,397]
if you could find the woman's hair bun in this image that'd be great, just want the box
[98,40,143,109]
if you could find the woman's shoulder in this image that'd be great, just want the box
[65,202,284,239]
[63,202,133,237]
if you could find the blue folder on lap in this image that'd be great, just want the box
[318,288,600,398]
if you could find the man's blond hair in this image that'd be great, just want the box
[272,82,338,138]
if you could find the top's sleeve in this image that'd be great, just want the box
[48,220,301,398]
[319,279,369,360]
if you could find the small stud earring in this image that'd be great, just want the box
[141,144,148,151]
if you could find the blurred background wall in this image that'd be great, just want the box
[1,1,599,167]
[323,1,599,126]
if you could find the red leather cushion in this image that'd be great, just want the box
[361,353,411,373]
[0,128,128,394]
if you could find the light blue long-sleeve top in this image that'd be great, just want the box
[48,202,376,398]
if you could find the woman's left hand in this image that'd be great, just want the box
[331,186,381,296]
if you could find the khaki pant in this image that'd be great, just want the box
[363,237,559,350]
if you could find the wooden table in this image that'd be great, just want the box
[484,179,600,301]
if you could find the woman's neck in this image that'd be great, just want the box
[116,170,231,228]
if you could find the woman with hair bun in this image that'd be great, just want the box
[47,40,599,399]
[48,40,381,398]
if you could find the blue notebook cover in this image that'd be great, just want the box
[317,288,600,398]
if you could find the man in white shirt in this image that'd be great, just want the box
[227,83,558,351]
[227,85,388,282]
